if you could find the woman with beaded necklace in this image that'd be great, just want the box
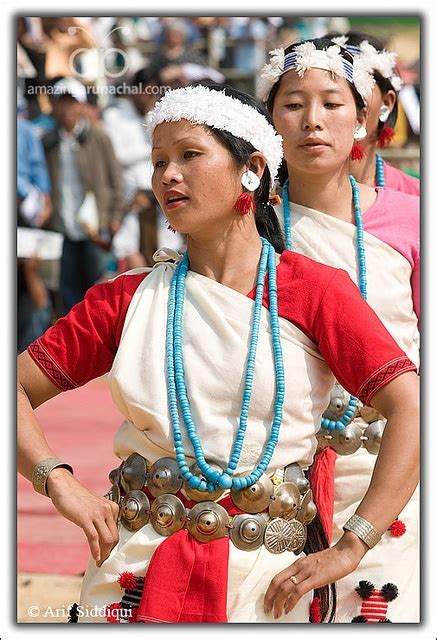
[261,38,420,622]
[326,31,420,195]
[18,83,418,623]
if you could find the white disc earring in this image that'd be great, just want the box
[241,170,260,192]
[379,105,391,123]
[353,124,367,141]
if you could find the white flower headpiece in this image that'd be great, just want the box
[335,37,403,93]
[258,42,374,103]
[147,85,283,188]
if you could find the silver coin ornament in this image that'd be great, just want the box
[330,423,363,456]
[284,463,311,494]
[241,169,260,191]
[297,489,317,525]
[150,494,186,536]
[183,463,225,502]
[264,517,306,553]
[147,457,183,497]
[323,383,357,423]
[362,420,385,455]
[121,453,148,492]
[269,482,300,519]
[187,501,229,543]
[231,473,274,513]
[108,466,121,485]
[229,514,267,551]
[120,490,150,531]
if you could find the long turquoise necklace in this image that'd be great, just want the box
[166,237,285,492]
[375,154,385,187]
[282,176,367,431]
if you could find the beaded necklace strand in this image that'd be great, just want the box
[282,175,367,431]
[375,154,385,187]
[166,237,285,492]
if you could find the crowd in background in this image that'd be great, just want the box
[16,16,421,352]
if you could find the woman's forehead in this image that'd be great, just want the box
[152,119,212,147]
[277,68,350,95]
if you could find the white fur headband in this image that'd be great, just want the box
[146,85,283,188]
[258,42,375,103]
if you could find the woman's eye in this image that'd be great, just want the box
[154,160,166,168]
[285,103,301,110]
[184,150,199,159]
[325,103,342,109]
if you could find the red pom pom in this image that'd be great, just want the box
[389,519,406,537]
[128,607,139,623]
[309,596,322,623]
[234,192,255,215]
[118,571,138,590]
[105,602,123,623]
[351,142,367,161]
[378,126,396,148]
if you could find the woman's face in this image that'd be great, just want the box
[272,68,362,175]
[151,119,243,236]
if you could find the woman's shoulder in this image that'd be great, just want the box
[279,249,343,285]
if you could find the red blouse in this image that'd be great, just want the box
[28,250,415,405]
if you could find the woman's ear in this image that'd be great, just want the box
[382,89,397,113]
[247,151,267,180]
[357,106,368,131]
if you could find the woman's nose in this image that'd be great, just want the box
[161,162,184,186]
[303,105,323,131]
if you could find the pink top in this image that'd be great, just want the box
[382,160,420,196]
[363,187,420,322]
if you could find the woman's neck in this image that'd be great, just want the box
[349,143,377,186]
[186,222,263,295]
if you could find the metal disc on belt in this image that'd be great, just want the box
[121,453,148,492]
[104,483,121,505]
[315,428,332,451]
[284,463,310,494]
[362,420,385,455]
[230,473,274,513]
[147,457,183,497]
[323,383,357,423]
[108,465,122,485]
[187,501,229,543]
[264,517,295,554]
[229,514,267,551]
[296,489,317,525]
[120,490,150,532]
[150,493,186,536]
[183,463,225,502]
[330,423,363,456]
[293,521,308,555]
[360,405,383,424]
[268,482,300,519]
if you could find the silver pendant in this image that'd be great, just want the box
[120,490,150,531]
[362,420,385,455]
[187,501,229,543]
[104,482,121,506]
[230,473,274,513]
[150,493,186,536]
[297,489,317,525]
[120,453,148,492]
[323,383,357,424]
[330,423,363,456]
[264,517,305,554]
[268,482,300,519]
[147,457,183,497]
[315,427,333,451]
[284,463,310,494]
[229,513,267,551]
[183,463,225,502]
[241,169,260,191]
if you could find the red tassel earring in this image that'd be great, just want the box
[234,169,260,215]
[378,126,396,148]
[351,124,367,161]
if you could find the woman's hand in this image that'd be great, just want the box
[47,468,120,567]
[263,531,366,619]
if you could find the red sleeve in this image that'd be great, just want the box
[27,271,149,391]
[266,251,416,406]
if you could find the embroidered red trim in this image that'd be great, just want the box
[358,357,416,404]
[28,341,77,391]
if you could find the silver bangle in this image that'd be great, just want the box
[343,514,381,549]
[32,458,74,497]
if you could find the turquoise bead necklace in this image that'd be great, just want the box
[166,237,285,492]
[375,154,385,187]
[282,175,367,431]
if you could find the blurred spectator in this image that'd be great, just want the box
[40,17,95,79]
[228,18,270,72]
[102,66,161,200]
[151,18,207,67]
[17,256,53,353]
[111,190,151,268]
[42,77,124,313]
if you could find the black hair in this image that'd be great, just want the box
[194,81,285,253]
[266,37,366,186]
[325,31,399,130]
[131,65,161,90]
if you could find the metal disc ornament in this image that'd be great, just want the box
[330,423,363,456]
[120,453,148,492]
[323,383,357,424]
[230,473,274,513]
[362,420,385,455]
[120,490,150,532]
[104,483,121,506]
[284,463,310,494]
[150,493,186,536]
[229,514,267,551]
[264,517,295,554]
[187,501,229,543]
[296,489,317,525]
[268,482,300,519]
[315,428,332,451]
[183,463,224,502]
[147,457,183,497]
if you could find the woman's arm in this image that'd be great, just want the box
[18,350,120,567]
[264,370,419,618]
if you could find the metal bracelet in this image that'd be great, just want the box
[32,458,74,497]
[343,514,381,549]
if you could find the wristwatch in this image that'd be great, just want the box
[32,458,74,497]
[343,514,381,549]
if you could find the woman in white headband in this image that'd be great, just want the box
[262,37,420,622]
[327,31,420,195]
[18,82,418,623]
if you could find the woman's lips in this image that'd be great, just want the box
[299,143,329,153]
[166,197,189,210]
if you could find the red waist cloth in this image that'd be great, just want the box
[137,491,245,623]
